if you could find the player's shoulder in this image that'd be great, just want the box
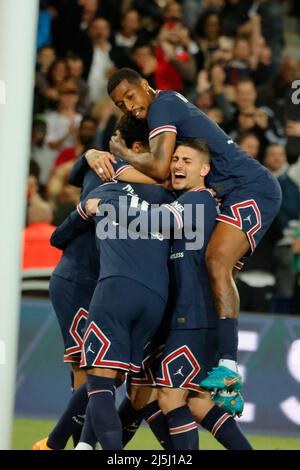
[152,90,188,107]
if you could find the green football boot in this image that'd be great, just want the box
[200,366,242,392]
[213,390,244,417]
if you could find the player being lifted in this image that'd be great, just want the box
[94,68,282,396]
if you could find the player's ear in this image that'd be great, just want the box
[200,163,210,178]
[141,79,149,92]
[132,141,142,153]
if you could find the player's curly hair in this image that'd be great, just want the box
[107,68,142,96]
[115,115,149,149]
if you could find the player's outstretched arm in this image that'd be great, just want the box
[110,131,176,181]
[50,204,93,250]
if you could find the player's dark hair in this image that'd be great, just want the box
[115,115,149,148]
[177,139,211,162]
[107,68,143,95]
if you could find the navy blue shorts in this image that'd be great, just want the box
[131,301,173,387]
[217,177,282,269]
[156,329,218,392]
[80,277,166,374]
[49,274,95,363]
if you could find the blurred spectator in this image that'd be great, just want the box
[226,78,285,153]
[133,0,162,22]
[37,0,53,49]
[252,0,284,61]
[194,10,227,68]
[257,56,300,161]
[78,17,115,105]
[115,10,141,48]
[47,161,81,225]
[92,97,121,151]
[22,197,61,270]
[66,53,89,113]
[30,119,57,186]
[131,42,158,88]
[45,80,82,151]
[163,1,183,21]
[36,58,69,112]
[221,0,251,37]
[236,132,260,160]
[155,18,197,92]
[54,116,97,167]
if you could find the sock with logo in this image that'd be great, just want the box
[77,404,98,449]
[141,401,173,450]
[69,371,82,448]
[118,396,143,447]
[201,405,253,450]
[47,383,88,450]
[218,317,238,366]
[166,405,199,450]
[87,374,123,450]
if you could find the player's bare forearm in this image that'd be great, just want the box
[116,132,176,181]
[119,149,164,180]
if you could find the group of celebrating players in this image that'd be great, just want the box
[32,68,282,451]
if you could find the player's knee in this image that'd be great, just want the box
[157,388,170,414]
[158,388,183,415]
[130,386,157,411]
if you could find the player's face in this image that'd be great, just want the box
[110,80,154,120]
[171,146,210,191]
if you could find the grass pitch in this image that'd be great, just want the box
[13,418,300,450]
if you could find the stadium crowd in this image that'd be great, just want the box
[25,0,300,314]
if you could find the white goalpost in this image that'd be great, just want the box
[0,0,38,449]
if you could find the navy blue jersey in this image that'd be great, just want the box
[52,157,131,285]
[51,181,175,303]
[167,189,218,329]
[104,186,218,328]
[148,91,271,197]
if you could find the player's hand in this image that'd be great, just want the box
[85,149,117,181]
[109,131,129,160]
[85,198,101,217]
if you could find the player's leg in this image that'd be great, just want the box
[86,367,125,450]
[32,277,93,450]
[188,392,253,450]
[204,222,249,387]
[128,284,174,450]
[118,376,144,447]
[158,387,199,450]
[129,384,173,450]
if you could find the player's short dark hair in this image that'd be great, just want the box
[177,139,211,162]
[115,115,149,149]
[107,68,143,96]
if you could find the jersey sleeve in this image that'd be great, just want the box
[113,158,133,178]
[50,203,93,250]
[68,153,89,187]
[147,95,179,141]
